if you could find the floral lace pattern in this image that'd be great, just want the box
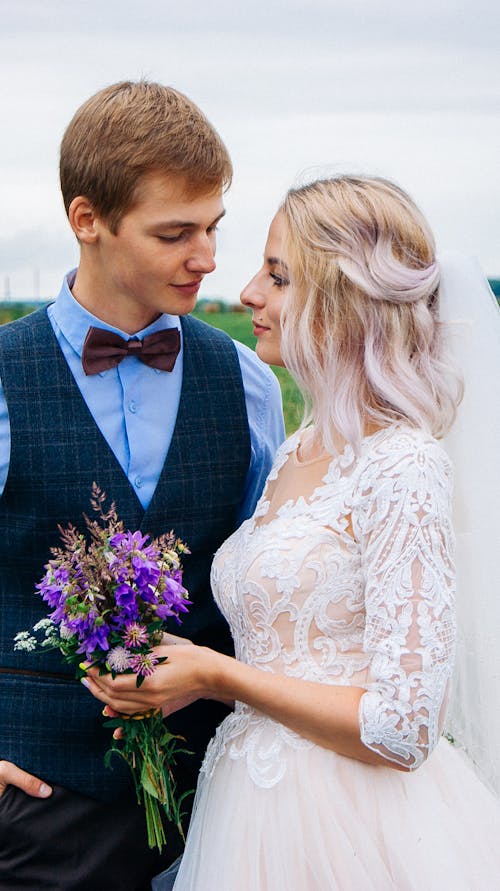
[203,426,456,786]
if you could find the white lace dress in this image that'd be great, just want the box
[173,426,500,891]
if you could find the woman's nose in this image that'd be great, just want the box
[240,271,265,310]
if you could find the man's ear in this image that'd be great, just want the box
[68,196,100,244]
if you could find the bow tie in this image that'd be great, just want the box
[82,326,181,375]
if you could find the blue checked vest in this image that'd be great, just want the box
[0,308,250,802]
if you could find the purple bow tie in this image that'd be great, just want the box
[82,326,181,375]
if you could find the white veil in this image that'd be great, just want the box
[439,252,500,797]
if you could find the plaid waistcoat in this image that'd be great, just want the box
[0,308,250,801]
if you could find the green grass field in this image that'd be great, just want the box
[192,311,303,434]
[0,304,303,434]
[0,303,37,325]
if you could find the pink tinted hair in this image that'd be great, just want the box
[280,176,463,452]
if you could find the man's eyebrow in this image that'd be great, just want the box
[154,210,226,229]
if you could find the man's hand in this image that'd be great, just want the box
[0,760,52,799]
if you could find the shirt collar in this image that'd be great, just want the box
[51,270,182,358]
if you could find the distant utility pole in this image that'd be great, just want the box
[4,276,10,300]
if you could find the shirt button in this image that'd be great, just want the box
[129,401,137,413]
[135,476,143,489]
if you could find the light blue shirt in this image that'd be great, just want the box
[0,272,285,524]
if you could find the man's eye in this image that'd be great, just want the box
[158,234,184,243]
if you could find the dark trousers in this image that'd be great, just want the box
[0,784,183,890]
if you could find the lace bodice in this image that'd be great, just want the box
[206,425,456,783]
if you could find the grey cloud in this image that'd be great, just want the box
[1,0,499,50]
[0,227,77,271]
[0,0,498,298]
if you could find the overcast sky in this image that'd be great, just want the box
[0,0,498,301]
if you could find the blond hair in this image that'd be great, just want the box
[60,80,232,233]
[280,176,463,452]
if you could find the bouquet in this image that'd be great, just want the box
[14,483,191,851]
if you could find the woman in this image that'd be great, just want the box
[86,176,500,889]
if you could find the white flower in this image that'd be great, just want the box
[13,631,37,652]
[32,618,53,632]
[107,646,132,672]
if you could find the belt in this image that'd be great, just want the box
[0,667,74,681]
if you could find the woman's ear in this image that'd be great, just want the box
[68,196,100,244]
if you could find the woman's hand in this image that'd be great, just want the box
[82,642,221,715]
[157,633,205,715]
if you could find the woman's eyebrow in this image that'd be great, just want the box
[267,256,290,273]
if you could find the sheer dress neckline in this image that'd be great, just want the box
[292,425,389,467]
[252,425,398,532]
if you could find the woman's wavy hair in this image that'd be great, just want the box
[280,175,463,452]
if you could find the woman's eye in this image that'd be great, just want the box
[270,272,289,288]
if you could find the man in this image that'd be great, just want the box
[0,81,284,890]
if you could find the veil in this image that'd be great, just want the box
[439,251,500,797]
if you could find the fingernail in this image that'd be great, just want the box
[80,678,90,689]
[39,784,52,798]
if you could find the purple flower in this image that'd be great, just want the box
[75,620,110,658]
[115,583,138,611]
[132,555,161,590]
[156,598,190,621]
[156,576,190,621]
[110,530,151,552]
[105,557,130,585]
[123,622,149,649]
[28,494,190,676]
[129,652,159,677]
[36,565,69,608]
[166,576,185,596]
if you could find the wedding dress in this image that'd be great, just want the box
[172,425,500,891]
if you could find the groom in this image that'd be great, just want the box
[0,81,284,890]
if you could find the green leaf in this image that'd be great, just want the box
[104,748,118,769]
[140,761,162,800]
[103,718,124,730]
[125,721,140,740]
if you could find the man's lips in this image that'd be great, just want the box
[171,280,202,296]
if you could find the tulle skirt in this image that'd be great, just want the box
[170,730,500,891]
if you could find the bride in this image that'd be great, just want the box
[86,175,500,890]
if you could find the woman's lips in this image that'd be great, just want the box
[252,321,270,336]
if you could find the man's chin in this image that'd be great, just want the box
[165,296,199,316]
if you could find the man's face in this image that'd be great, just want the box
[85,172,225,332]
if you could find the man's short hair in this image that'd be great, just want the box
[60,80,233,233]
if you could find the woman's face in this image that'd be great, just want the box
[240,212,290,368]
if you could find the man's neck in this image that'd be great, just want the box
[70,265,160,334]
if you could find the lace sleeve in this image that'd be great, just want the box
[355,433,456,770]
